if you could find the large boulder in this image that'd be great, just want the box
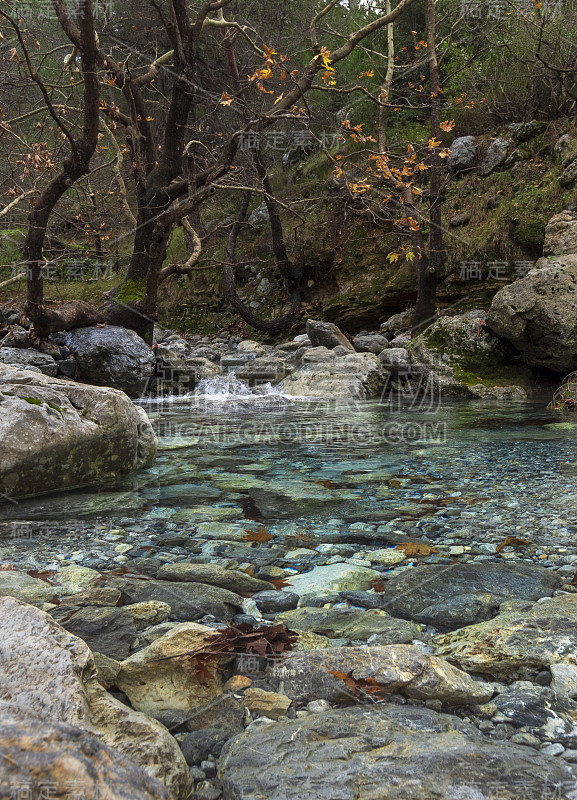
[435,593,577,680]
[219,705,577,800]
[0,706,171,800]
[305,319,354,351]
[0,596,191,798]
[67,325,156,398]
[276,607,422,643]
[478,137,510,177]
[267,645,494,705]
[543,210,577,257]
[0,364,156,502]
[381,562,563,632]
[409,314,532,399]
[157,562,273,594]
[446,135,477,175]
[280,351,385,400]
[487,254,577,371]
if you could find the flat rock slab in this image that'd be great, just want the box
[381,562,563,631]
[436,594,577,679]
[157,562,273,595]
[107,576,243,623]
[0,706,170,800]
[277,607,421,642]
[267,644,494,705]
[219,705,577,800]
[51,605,138,660]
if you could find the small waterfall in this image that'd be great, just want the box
[191,371,290,413]
[194,374,252,398]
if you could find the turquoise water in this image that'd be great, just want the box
[1,395,577,570]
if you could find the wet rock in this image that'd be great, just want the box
[0,597,191,799]
[235,357,291,385]
[53,564,101,595]
[0,706,171,800]
[479,138,510,177]
[116,622,222,716]
[282,562,381,595]
[59,586,123,607]
[305,319,354,351]
[436,594,577,678]
[283,351,385,400]
[157,562,273,595]
[378,346,410,375]
[446,135,477,174]
[0,347,57,376]
[277,607,421,642]
[181,728,230,765]
[93,651,121,689]
[126,600,171,630]
[107,576,243,623]
[381,562,562,631]
[219,704,575,800]
[551,662,577,698]
[488,683,577,746]
[488,254,577,371]
[67,325,155,399]
[178,693,245,736]
[51,605,138,660]
[0,569,55,605]
[0,364,157,502]
[252,590,299,613]
[248,481,338,519]
[267,644,493,705]
[243,688,291,719]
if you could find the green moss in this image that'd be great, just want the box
[115,278,146,302]
[452,353,532,390]
[22,396,64,413]
[513,218,546,251]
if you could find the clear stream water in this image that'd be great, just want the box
[1,379,577,571]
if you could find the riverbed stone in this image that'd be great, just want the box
[0,706,171,800]
[487,683,577,745]
[66,325,155,399]
[282,562,381,595]
[243,688,292,719]
[0,596,191,799]
[0,569,55,605]
[53,564,101,595]
[253,590,299,613]
[381,562,563,631]
[248,481,338,519]
[157,562,273,594]
[277,607,421,642]
[267,644,493,705]
[51,605,138,660]
[0,364,157,502]
[352,334,388,354]
[435,594,577,678]
[220,703,576,800]
[116,622,222,716]
[107,576,243,623]
[280,351,385,400]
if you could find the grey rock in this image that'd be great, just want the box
[278,607,421,642]
[446,136,477,175]
[381,563,562,632]
[280,352,385,400]
[487,253,577,371]
[0,706,171,800]
[0,347,57,376]
[51,605,138,660]
[0,364,156,502]
[479,138,510,177]
[219,704,576,799]
[378,347,410,376]
[491,684,577,746]
[543,211,577,257]
[449,213,471,227]
[305,319,354,351]
[248,201,269,227]
[267,645,493,705]
[561,161,577,189]
[67,326,155,398]
[0,569,55,605]
[107,577,243,623]
[253,590,299,613]
[181,729,229,765]
[509,121,547,142]
[156,563,273,595]
[352,334,389,354]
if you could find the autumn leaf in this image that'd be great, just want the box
[387,252,400,264]
[220,92,234,106]
[395,542,438,557]
[405,250,415,261]
[9,48,18,61]
[359,70,374,78]
[268,577,293,590]
[439,119,455,132]
[428,137,442,148]
[243,527,273,543]
[495,536,530,553]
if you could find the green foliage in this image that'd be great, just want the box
[115,278,147,302]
